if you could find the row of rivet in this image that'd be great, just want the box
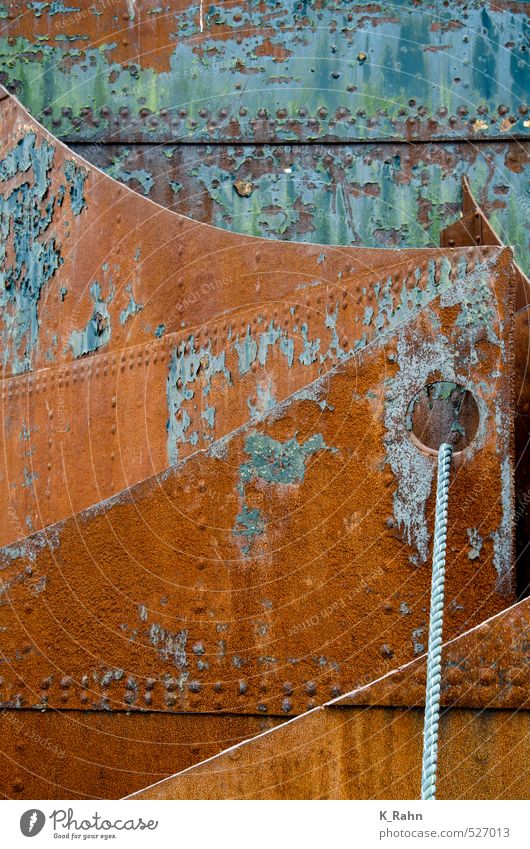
[0,248,486,402]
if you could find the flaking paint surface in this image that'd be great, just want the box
[0,1,529,143]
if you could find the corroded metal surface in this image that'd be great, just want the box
[129,599,530,800]
[0,1,529,143]
[130,707,530,799]
[337,597,530,710]
[0,86,517,714]
[0,710,283,799]
[0,87,460,545]
[0,85,523,800]
[73,141,530,275]
[0,1,528,805]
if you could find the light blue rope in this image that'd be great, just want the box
[421,442,453,801]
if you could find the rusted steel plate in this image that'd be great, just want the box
[72,140,530,276]
[129,599,530,800]
[0,249,495,546]
[0,1,529,143]
[0,240,517,715]
[515,301,530,596]
[0,87,460,545]
[0,710,283,799]
[439,177,530,597]
[129,705,530,800]
[1,87,507,548]
[337,597,530,710]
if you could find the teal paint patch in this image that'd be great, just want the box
[491,455,513,595]
[233,430,333,555]
[63,159,87,214]
[201,405,216,428]
[234,326,257,374]
[19,422,32,441]
[29,1,80,15]
[247,377,276,420]
[22,468,39,490]
[363,306,374,326]
[166,256,470,463]
[256,320,294,368]
[0,133,62,374]
[69,280,113,357]
[233,504,265,539]
[239,431,332,487]
[383,256,505,566]
[119,283,143,325]
[322,304,349,364]
[299,323,320,366]
[154,323,166,338]
[85,142,530,277]
[104,149,154,195]
[166,338,232,464]
[456,269,497,337]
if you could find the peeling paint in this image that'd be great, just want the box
[119,283,143,325]
[491,456,514,594]
[467,527,483,561]
[69,280,113,357]
[166,338,231,463]
[149,622,188,669]
[76,142,530,277]
[239,431,332,487]
[104,149,155,195]
[63,159,87,214]
[233,431,333,554]
[0,133,60,374]
[2,2,529,145]
[164,255,476,468]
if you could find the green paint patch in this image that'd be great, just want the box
[166,338,231,464]
[240,431,331,487]
[29,1,80,16]
[233,430,333,556]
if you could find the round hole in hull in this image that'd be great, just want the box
[407,381,479,454]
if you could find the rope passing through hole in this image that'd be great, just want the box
[421,441,453,801]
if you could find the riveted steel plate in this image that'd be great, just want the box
[0,89,505,548]
[0,1,529,144]
[129,598,530,800]
[0,239,517,716]
[337,596,530,711]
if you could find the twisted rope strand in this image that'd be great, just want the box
[421,442,453,801]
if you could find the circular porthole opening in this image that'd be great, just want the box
[407,381,479,454]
